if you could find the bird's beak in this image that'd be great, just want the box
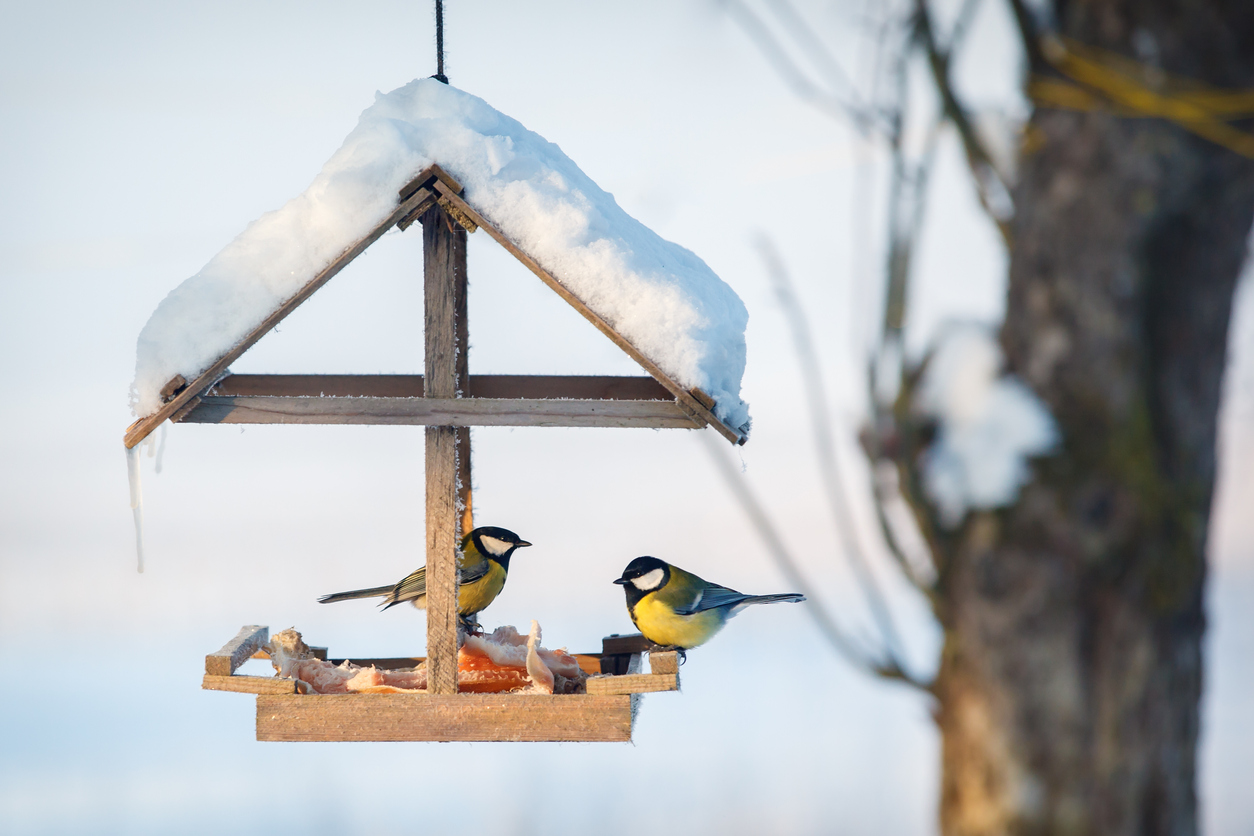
[516,541,532,548]
[613,577,629,585]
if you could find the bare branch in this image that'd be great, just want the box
[1005,0,1047,73]
[699,432,932,691]
[721,0,890,135]
[756,236,923,675]
[913,0,1015,245]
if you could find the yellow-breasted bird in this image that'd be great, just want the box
[614,556,805,650]
[318,526,531,622]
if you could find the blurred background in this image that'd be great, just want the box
[1,2,1250,834]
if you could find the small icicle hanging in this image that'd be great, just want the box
[126,444,145,573]
[155,423,168,475]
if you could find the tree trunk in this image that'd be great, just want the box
[934,3,1254,834]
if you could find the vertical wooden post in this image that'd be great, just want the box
[453,225,473,535]
[423,205,467,695]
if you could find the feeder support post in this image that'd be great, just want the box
[423,204,469,695]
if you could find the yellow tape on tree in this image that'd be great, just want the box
[1029,36,1254,159]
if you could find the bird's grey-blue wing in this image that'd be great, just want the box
[458,559,492,585]
[672,585,751,616]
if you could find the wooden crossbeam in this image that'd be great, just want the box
[428,179,746,445]
[123,182,439,449]
[175,396,702,428]
[204,373,674,400]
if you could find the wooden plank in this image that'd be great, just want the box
[202,674,298,695]
[429,180,746,445]
[177,396,702,428]
[256,693,633,742]
[423,203,464,696]
[205,626,269,676]
[122,185,436,449]
[602,633,652,655]
[649,651,680,675]
[159,374,187,402]
[397,193,438,232]
[585,672,679,696]
[452,213,473,537]
[205,374,673,400]
[398,163,463,202]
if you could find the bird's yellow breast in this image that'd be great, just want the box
[631,594,726,649]
[458,560,507,616]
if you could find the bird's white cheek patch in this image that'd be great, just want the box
[479,535,512,556]
[631,568,665,591]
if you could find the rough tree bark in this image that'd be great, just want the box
[933,3,1254,835]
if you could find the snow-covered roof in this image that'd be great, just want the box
[130,78,750,433]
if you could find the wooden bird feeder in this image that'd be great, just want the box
[124,164,741,742]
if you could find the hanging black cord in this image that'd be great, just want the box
[432,0,449,83]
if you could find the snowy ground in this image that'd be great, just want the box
[2,3,1252,834]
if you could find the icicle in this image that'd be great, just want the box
[155,423,168,475]
[126,445,145,573]
[144,432,157,458]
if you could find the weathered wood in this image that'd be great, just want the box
[585,672,679,696]
[423,203,464,696]
[601,633,651,675]
[177,396,702,428]
[202,674,298,695]
[398,163,463,202]
[255,693,633,742]
[602,633,651,654]
[205,625,269,676]
[123,186,436,449]
[452,217,473,538]
[649,651,679,675]
[159,374,187,402]
[429,180,746,445]
[396,193,438,232]
[205,374,674,400]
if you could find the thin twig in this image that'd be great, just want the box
[699,433,930,690]
[913,0,1014,244]
[721,0,889,135]
[756,236,919,675]
[1006,0,1047,74]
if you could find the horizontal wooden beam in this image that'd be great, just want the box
[255,693,633,742]
[176,396,703,429]
[207,374,673,401]
[203,674,299,695]
[123,183,438,449]
[429,180,746,445]
[585,672,679,696]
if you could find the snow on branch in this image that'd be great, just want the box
[914,324,1057,528]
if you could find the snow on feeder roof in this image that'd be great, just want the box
[127,78,750,443]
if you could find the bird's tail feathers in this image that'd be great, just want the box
[317,585,395,604]
[741,593,806,607]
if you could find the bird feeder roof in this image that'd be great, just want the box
[129,79,751,439]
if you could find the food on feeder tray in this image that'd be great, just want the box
[263,623,585,695]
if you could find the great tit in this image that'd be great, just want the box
[614,556,805,650]
[318,526,531,621]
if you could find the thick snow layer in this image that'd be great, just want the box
[131,79,750,430]
[915,325,1056,528]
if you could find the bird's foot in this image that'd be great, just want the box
[648,644,687,665]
